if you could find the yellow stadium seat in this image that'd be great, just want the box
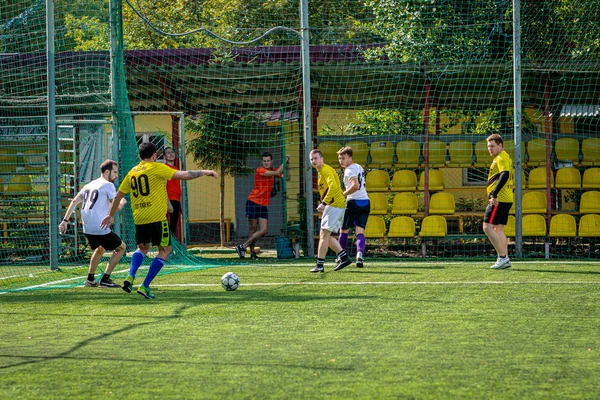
[317,141,342,167]
[526,138,549,167]
[473,140,489,167]
[522,191,547,214]
[522,214,547,236]
[504,215,516,237]
[549,214,577,237]
[6,175,32,196]
[391,192,418,215]
[554,138,580,164]
[429,192,455,215]
[346,140,369,166]
[555,167,581,189]
[503,140,525,161]
[395,140,421,168]
[582,138,600,166]
[368,141,395,169]
[418,169,444,191]
[447,140,473,167]
[0,152,19,173]
[390,170,417,192]
[364,216,386,238]
[579,214,600,237]
[580,191,600,214]
[388,216,416,238]
[582,168,600,189]
[424,140,447,167]
[419,215,447,237]
[365,170,390,192]
[527,167,554,189]
[521,171,527,189]
[369,193,389,215]
[23,148,47,172]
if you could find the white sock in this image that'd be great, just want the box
[357,251,363,260]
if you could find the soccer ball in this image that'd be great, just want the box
[221,272,240,291]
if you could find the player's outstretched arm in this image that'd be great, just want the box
[59,195,82,235]
[100,191,126,229]
[173,170,218,181]
[264,155,291,177]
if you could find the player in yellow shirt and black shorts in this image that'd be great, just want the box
[101,142,218,299]
[483,134,514,270]
[309,149,352,273]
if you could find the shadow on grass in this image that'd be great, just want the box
[522,269,600,275]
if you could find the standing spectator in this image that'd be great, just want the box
[309,149,352,273]
[235,152,290,260]
[483,133,514,269]
[101,142,218,299]
[337,146,370,269]
[59,159,127,288]
[164,147,182,240]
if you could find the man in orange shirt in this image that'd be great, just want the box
[235,152,290,260]
[164,147,182,241]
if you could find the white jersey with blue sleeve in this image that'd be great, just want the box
[343,163,369,201]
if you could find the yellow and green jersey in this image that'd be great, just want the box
[487,150,514,203]
[317,164,345,208]
[119,161,177,225]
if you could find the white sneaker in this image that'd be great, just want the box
[491,257,511,269]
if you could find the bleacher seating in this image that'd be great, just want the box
[368,141,395,169]
[554,138,580,164]
[391,192,418,215]
[6,175,32,196]
[526,138,548,167]
[0,152,19,173]
[549,214,577,237]
[365,170,390,192]
[419,215,447,237]
[504,215,516,237]
[369,193,389,215]
[582,168,600,189]
[447,140,473,167]
[522,214,547,236]
[424,140,447,167]
[364,216,386,238]
[317,141,342,167]
[555,167,581,189]
[473,140,489,167]
[388,216,416,237]
[581,138,600,166]
[395,140,421,168]
[418,169,444,191]
[503,141,525,161]
[522,191,547,214]
[580,191,600,214]
[579,214,600,237]
[390,170,417,191]
[346,140,369,166]
[429,192,456,215]
[528,167,554,189]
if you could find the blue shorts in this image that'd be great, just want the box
[246,200,269,220]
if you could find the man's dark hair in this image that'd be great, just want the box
[261,151,273,160]
[139,142,157,160]
[337,146,354,158]
[486,133,504,146]
[100,159,117,174]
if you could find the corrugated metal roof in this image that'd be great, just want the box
[561,105,600,117]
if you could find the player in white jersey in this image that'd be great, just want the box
[59,160,127,288]
[337,146,371,268]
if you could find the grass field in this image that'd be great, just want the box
[1,258,599,399]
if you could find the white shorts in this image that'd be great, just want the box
[320,205,345,233]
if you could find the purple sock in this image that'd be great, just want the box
[129,250,145,278]
[356,233,366,254]
[142,257,166,288]
[338,232,348,250]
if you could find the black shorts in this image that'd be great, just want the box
[246,199,269,220]
[135,220,171,247]
[484,202,512,226]
[85,231,123,251]
[342,199,371,230]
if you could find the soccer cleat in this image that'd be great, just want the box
[84,279,98,287]
[491,257,511,269]
[334,257,352,271]
[99,278,121,288]
[122,275,134,293]
[356,258,364,268]
[250,252,258,260]
[309,265,324,273]
[137,285,155,299]
[235,244,246,259]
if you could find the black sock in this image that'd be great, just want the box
[499,255,506,258]
[101,274,110,282]
[317,258,325,268]
[337,250,348,260]
[87,273,95,281]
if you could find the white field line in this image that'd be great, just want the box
[152,281,600,288]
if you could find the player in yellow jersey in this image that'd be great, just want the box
[101,142,218,299]
[308,149,352,273]
[483,133,514,270]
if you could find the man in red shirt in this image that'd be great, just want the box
[235,152,290,259]
[164,147,182,241]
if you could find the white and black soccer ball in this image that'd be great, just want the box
[221,272,240,291]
